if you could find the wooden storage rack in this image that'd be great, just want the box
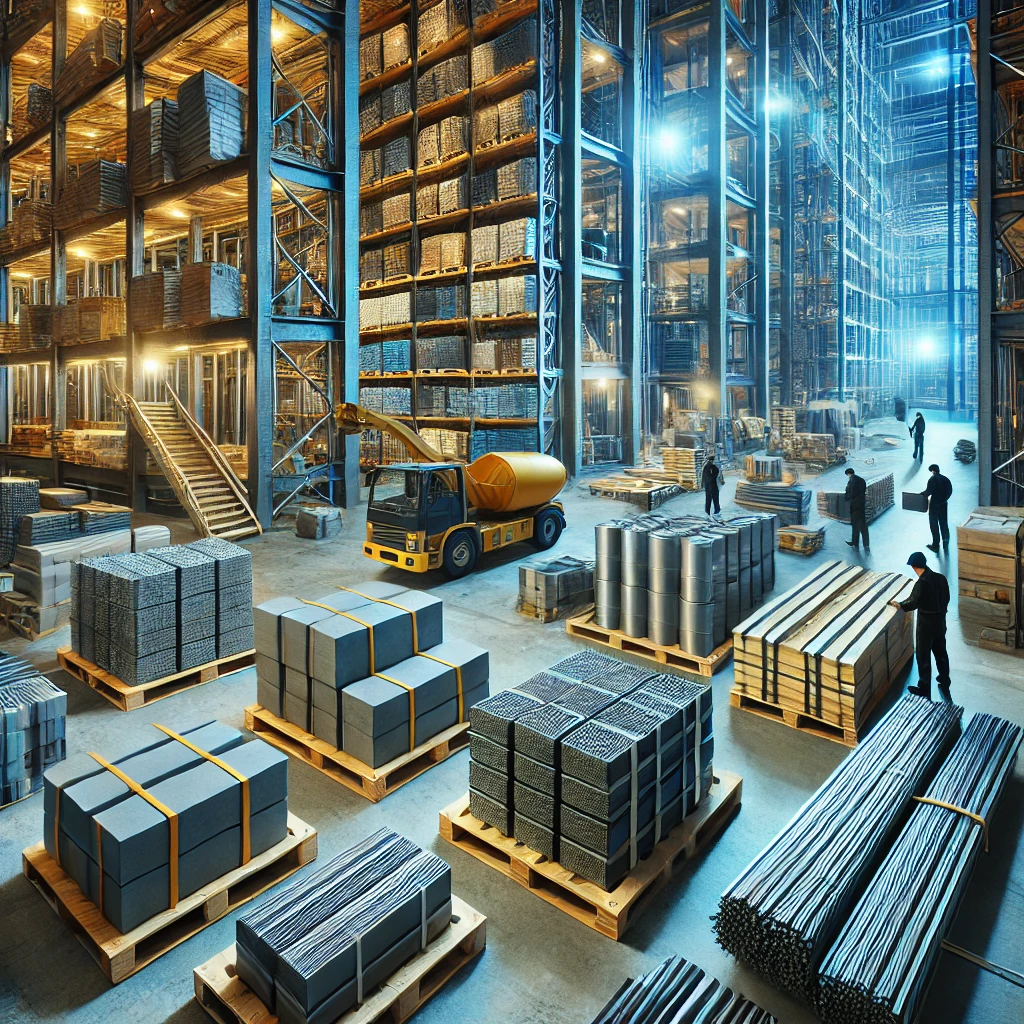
[192,895,486,1024]
[439,771,742,941]
[244,703,470,803]
[22,812,318,984]
[57,646,256,712]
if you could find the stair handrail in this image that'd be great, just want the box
[114,388,211,536]
[163,385,262,534]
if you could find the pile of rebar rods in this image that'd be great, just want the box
[590,956,777,1023]
[712,695,962,1001]
[815,711,1022,1023]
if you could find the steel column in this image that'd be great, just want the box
[978,0,994,504]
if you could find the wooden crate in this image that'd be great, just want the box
[245,704,470,803]
[565,609,733,677]
[22,813,317,985]
[439,771,742,941]
[192,895,485,1024]
[57,646,256,712]
[587,476,683,510]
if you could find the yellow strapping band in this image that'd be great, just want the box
[153,725,251,864]
[301,599,376,674]
[377,671,416,752]
[913,795,990,853]
[88,753,180,907]
[337,586,419,652]
[417,652,464,722]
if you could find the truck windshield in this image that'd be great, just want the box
[369,468,420,512]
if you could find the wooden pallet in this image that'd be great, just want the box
[439,771,742,941]
[565,609,732,677]
[22,813,317,984]
[587,476,683,510]
[729,645,911,747]
[245,704,470,803]
[193,895,485,1024]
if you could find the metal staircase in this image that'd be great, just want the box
[120,389,262,541]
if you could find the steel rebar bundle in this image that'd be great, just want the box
[816,712,1022,1024]
[712,695,962,1001]
[590,955,777,1024]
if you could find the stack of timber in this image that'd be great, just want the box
[0,200,51,254]
[131,99,178,192]
[75,297,126,343]
[778,525,825,556]
[180,263,243,324]
[785,432,845,469]
[662,446,710,489]
[770,406,796,445]
[131,271,181,331]
[176,71,246,178]
[134,0,209,47]
[817,472,894,524]
[957,507,1024,650]
[745,454,783,481]
[13,84,52,138]
[734,481,811,526]
[732,561,914,744]
[54,18,123,106]
[591,956,777,1024]
[54,161,127,230]
[56,430,127,470]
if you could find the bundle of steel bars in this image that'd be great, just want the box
[590,956,777,1024]
[713,695,962,1000]
[816,712,1022,1023]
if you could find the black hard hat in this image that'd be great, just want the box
[907,551,928,569]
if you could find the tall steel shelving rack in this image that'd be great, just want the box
[0,0,360,526]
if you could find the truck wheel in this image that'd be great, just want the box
[442,530,478,578]
[531,508,563,550]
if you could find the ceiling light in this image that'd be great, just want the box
[143,359,159,374]
[272,26,286,44]
[75,4,90,15]
[727,56,733,65]
[671,207,685,215]
[593,53,606,64]
[71,248,89,258]
[170,209,188,219]
[174,345,188,352]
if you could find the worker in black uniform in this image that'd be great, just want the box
[844,467,869,551]
[702,455,721,516]
[889,551,951,699]
[909,412,926,461]
[922,463,953,554]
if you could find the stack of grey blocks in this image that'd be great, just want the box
[236,828,451,1024]
[70,539,253,685]
[131,525,172,552]
[254,582,489,768]
[43,718,288,932]
[469,651,714,891]
[1,652,66,806]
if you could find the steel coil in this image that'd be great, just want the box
[594,579,621,629]
[595,522,623,583]
[620,584,647,637]
[620,526,649,588]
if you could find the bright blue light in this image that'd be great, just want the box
[657,126,679,153]
[926,54,948,76]
[766,92,790,114]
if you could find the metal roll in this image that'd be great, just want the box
[680,627,716,658]
[620,584,648,638]
[648,531,681,593]
[648,589,679,625]
[595,522,622,583]
[620,526,649,589]
[680,598,715,635]
[681,535,714,581]
[649,616,679,647]
[594,578,621,629]
[682,574,714,604]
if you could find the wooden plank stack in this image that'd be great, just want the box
[17,305,52,350]
[75,297,126,343]
[13,83,52,138]
[131,99,179,192]
[817,472,894,524]
[57,430,127,470]
[53,160,127,230]
[176,71,246,178]
[785,432,844,468]
[54,18,123,106]
[131,271,182,331]
[734,480,812,525]
[0,200,51,254]
[778,525,826,556]
[663,446,709,489]
[180,262,243,324]
[732,561,913,739]
[957,507,1024,650]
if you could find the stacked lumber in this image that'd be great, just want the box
[176,71,246,178]
[180,262,243,324]
[75,297,126,343]
[732,561,914,735]
[957,507,1023,650]
[771,406,796,443]
[734,480,811,525]
[817,472,894,524]
[13,83,52,137]
[2,426,51,458]
[131,99,178,192]
[54,18,123,106]
[131,271,182,330]
[778,525,825,556]
[53,160,126,230]
[56,430,127,470]
[662,446,709,489]
[785,432,845,467]
[0,199,51,254]
[17,305,52,350]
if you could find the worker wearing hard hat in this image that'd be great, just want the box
[889,551,951,700]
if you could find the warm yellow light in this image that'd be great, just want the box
[143,359,159,373]
[173,345,188,352]
[272,26,285,43]
[71,248,89,258]
[75,5,90,16]
[170,209,188,219]
[84,130,97,138]
[671,207,685,215]
[593,53,606,64]
[726,56,733,65]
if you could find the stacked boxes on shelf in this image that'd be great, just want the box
[54,160,127,230]
[1,654,66,806]
[254,582,488,768]
[235,828,451,1022]
[468,651,713,890]
[42,718,288,932]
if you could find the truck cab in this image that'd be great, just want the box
[364,461,563,577]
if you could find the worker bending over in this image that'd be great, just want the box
[702,455,721,516]
[844,467,869,551]
[890,551,951,700]
[922,464,952,553]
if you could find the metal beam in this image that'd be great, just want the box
[708,1,728,432]
[978,0,994,504]
[753,0,770,418]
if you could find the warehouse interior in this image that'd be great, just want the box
[0,3,1022,1024]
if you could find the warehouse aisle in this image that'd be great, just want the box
[0,422,1021,1024]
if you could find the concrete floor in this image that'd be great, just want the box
[1,417,1022,1024]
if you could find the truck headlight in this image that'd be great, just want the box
[406,533,419,552]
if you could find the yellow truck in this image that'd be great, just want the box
[336,403,567,578]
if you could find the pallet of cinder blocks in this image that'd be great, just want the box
[518,554,594,622]
[53,160,127,230]
[59,539,255,710]
[193,828,485,1024]
[176,70,246,178]
[1,652,66,808]
[180,262,243,324]
[131,270,182,330]
[23,718,311,984]
[957,507,1024,651]
[248,581,489,801]
[731,561,914,745]
[54,18,123,106]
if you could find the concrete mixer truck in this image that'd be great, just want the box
[335,403,567,578]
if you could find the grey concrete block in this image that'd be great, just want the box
[254,597,305,660]
[309,616,370,689]
[281,606,335,674]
